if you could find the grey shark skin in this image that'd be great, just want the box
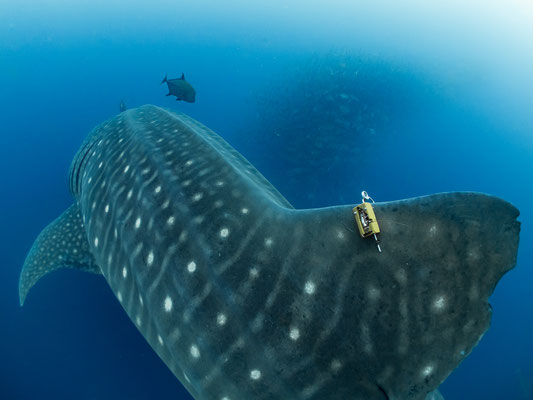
[19,105,520,400]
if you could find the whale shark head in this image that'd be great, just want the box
[19,105,520,400]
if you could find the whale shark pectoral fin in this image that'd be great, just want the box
[19,202,100,306]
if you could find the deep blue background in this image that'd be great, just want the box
[1,1,531,399]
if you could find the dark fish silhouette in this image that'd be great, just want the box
[161,73,196,103]
[19,105,520,400]
[119,99,126,112]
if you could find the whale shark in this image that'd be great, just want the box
[19,105,520,400]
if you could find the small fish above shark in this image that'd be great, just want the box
[161,73,196,103]
[19,105,520,400]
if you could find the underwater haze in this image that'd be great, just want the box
[1,0,532,399]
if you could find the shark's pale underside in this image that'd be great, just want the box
[19,105,520,400]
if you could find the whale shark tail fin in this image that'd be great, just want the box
[19,203,100,306]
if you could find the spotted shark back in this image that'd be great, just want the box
[19,106,520,400]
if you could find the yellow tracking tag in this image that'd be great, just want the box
[353,202,381,238]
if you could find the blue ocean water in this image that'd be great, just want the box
[1,1,531,399]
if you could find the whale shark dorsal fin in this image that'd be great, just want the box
[19,203,100,306]
[179,72,185,80]
[289,191,519,398]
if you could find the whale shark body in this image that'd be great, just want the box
[19,105,520,400]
